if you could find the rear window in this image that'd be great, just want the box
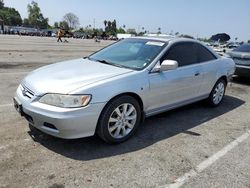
[196,44,217,62]
[233,44,250,52]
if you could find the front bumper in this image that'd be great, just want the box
[235,65,250,77]
[14,85,106,139]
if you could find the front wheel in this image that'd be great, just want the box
[97,95,141,144]
[207,79,226,107]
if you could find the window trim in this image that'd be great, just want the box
[160,41,199,67]
[160,41,217,68]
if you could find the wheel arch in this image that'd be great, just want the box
[217,75,228,85]
[95,92,145,134]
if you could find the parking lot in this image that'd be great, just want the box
[0,35,250,188]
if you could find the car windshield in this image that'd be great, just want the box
[233,44,250,53]
[89,38,167,70]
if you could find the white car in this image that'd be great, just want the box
[14,37,235,143]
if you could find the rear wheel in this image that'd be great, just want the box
[207,79,226,107]
[97,95,141,144]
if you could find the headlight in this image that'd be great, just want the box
[39,94,91,108]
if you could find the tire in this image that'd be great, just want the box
[97,95,141,144]
[207,79,226,107]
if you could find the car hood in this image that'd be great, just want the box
[22,58,133,95]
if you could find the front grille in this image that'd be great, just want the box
[233,57,250,66]
[21,85,35,99]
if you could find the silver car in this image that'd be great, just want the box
[228,44,250,77]
[14,37,235,143]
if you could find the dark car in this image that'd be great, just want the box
[228,44,250,77]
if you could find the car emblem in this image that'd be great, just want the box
[22,88,28,96]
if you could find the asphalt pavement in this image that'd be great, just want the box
[0,35,249,188]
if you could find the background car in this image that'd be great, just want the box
[14,37,235,143]
[228,44,250,77]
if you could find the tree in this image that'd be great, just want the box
[0,0,4,9]
[210,33,230,42]
[107,21,112,29]
[63,13,79,29]
[157,27,161,34]
[26,1,49,29]
[104,20,107,27]
[248,40,250,43]
[0,7,22,26]
[54,22,59,28]
[138,32,145,36]
[112,19,116,30]
[104,20,117,36]
[117,27,126,34]
[59,21,69,30]
[23,18,29,27]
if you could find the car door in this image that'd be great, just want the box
[195,43,219,95]
[146,42,204,114]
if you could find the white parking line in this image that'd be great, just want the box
[164,130,250,188]
[0,103,13,108]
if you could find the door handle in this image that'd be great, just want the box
[194,72,200,76]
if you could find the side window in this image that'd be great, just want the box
[164,42,198,67]
[196,44,217,63]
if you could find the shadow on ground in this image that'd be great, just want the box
[232,76,250,86]
[28,95,244,161]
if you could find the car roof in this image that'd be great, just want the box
[130,36,221,59]
[131,36,198,44]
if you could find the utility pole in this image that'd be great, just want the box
[93,18,95,29]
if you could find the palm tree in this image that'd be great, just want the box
[112,20,117,30]
[107,21,112,28]
[142,27,146,34]
[157,27,161,34]
[104,20,107,27]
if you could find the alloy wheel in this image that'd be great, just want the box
[212,82,225,105]
[108,103,137,139]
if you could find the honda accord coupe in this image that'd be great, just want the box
[14,37,235,143]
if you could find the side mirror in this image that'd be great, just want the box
[160,60,178,71]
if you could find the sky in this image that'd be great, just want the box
[3,0,250,41]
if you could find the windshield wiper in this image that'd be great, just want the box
[95,59,113,65]
[91,58,126,68]
[88,57,134,70]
